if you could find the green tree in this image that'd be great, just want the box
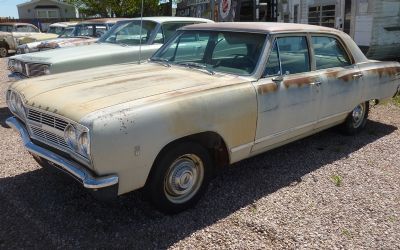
[66,0,161,18]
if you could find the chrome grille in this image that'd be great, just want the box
[29,126,69,148]
[27,109,68,131]
[26,108,70,150]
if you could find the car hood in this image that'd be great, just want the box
[16,33,59,43]
[11,63,249,122]
[13,43,155,64]
[39,37,98,48]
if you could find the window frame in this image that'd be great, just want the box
[309,33,355,71]
[263,33,312,78]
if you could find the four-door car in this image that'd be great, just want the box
[6,22,400,213]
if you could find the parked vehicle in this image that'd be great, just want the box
[0,22,58,57]
[6,23,400,213]
[46,21,78,35]
[7,17,213,79]
[16,19,122,54]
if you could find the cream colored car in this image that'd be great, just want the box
[6,23,400,213]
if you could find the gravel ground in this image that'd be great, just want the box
[0,58,400,249]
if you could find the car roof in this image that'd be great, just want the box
[181,22,339,34]
[80,18,130,24]
[116,16,214,24]
[50,22,78,27]
[0,22,37,27]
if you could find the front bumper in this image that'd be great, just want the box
[6,117,119,199]
[8,72,26,82]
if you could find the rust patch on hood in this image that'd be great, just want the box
[257,82,278,95]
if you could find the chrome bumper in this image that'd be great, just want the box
[6,117,119,191]
[8,72,26,82]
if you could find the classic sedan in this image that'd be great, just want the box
[7,17,213,79]
[6,23,400,213]
[16,19,123,54]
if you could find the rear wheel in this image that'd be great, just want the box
[146,142,212,214]
[341,102,369,135]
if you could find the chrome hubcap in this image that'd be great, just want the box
[164,154,204,204]
[352,103,365,128]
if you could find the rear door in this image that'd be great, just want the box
[310,35,363,127]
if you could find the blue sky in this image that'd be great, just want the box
[0,0,26,18]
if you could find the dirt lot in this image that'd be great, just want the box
[0,58,400,249]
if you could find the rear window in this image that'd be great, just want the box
[0,25,13,32]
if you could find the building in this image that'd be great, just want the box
[17,0,78,20]
[176,0,278,22]
[278,0,400,60]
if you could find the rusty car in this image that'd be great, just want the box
[0,22,58,57]
[6,22,400,213]
[15,19,124,55]
[7,17,213,79]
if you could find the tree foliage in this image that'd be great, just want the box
[66,0,161,18]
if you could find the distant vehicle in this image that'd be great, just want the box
[16,19,123,54]
[46,21,78,35]
[6,23,400,213]
[8,17,213,79]
[0,22,58,57]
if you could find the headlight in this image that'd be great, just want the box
[43,65,51,75]
[78,132,90,157]
[64,124,91,158]
[7,91,26,119]
[65,124,78,150]
[9,91,18,113]
[8,59,15,69]
[15,60,22,73]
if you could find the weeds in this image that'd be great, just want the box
[331,174,343,187]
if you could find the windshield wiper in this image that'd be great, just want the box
[151,58,170,67]
[177,62,214,75]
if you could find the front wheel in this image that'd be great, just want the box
[146,142,212,214]
[0,46,8,58]
[341,102,369,135]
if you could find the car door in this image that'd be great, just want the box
[310,35,363,127]
[252,35,321,152]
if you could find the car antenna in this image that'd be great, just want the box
[138,0,144,64]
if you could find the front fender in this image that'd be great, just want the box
[83,82,258,195]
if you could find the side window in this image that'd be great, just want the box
[277,36,310,74]
[27,26,39,32]
[153,27,164,44]
[16,26,29,32]
[264,41,280,77]
[312,36,352,70]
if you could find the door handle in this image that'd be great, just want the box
[311,81,322,86]
[353,73,363,79]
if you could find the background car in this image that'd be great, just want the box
[8,17,213,78]
[0,22,58,57]
[16,19,123,54]
[46,21,78,35]
[6,23,400,213]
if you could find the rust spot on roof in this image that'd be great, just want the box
[284,76,315,88]
[258,83,278,95]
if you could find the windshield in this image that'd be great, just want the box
[152,30,266,76]
[100,20,157,45]
[58,27,75,38]
[48,26,65,35]
[0,25,13,32]
[72,24,108,38]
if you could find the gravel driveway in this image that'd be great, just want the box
[0,58,399,249]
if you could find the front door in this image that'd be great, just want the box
[252,35,320,152]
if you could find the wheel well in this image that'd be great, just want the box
[0,40,9,49]
[145,132,230,186]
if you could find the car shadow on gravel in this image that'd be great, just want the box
[0,107,11,128]
[0,120,397,249]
